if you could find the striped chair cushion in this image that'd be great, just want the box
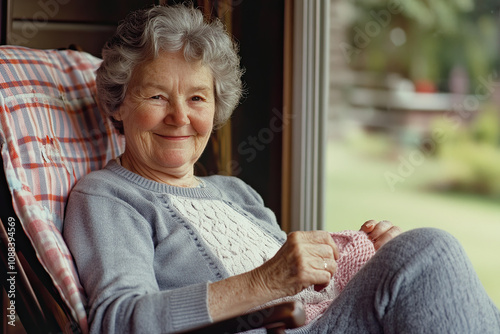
[0,46,125,333]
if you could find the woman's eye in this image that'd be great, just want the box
[191,96,203,102]
[150,95,162,100]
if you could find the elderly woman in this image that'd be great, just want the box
[63,4,500,334]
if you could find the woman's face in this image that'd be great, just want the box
[116,51,215,181]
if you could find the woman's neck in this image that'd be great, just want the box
[119,154,200,188]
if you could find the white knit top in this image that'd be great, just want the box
[169,196,339,310]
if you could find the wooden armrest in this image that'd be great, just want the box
[178,301,305,334]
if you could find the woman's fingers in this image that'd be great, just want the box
[360,220,377,233]
[259,230,338,298]
[302,231,338,286]
[297,230,340,261]
[313,252,336,292]
[361,220,402,250]
[287,231,338,277]
[312,254,337,281]
[366,220,393,240]
[372,225,402,250]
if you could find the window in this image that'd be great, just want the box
[285,0,330,232]
[327,0,500,307]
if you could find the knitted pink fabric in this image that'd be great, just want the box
[304,230,376,323]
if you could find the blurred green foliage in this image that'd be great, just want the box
[344,0,500,197]
[349,0,499,90]
[431,105,500,197]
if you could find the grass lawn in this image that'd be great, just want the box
[324,139,500,308]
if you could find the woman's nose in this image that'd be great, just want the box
[164,102,189,126]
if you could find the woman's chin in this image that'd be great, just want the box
[156,155,194,172]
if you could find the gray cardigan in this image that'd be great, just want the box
[63,160,287,334]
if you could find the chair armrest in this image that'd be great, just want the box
[179,301,305,334]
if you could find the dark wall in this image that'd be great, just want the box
[0,0,7,44]
[3,0,155,56]
[231,0,285,223]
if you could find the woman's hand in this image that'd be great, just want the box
[209,231,339,321]
[250,231,339,300]
[360,220,402,250]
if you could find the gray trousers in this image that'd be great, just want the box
[288,228,500,333]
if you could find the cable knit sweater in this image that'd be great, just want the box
[63,159,375,333]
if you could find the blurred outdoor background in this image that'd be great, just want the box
[326,0,500,307]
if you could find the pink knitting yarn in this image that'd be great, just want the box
[304,230,376,323]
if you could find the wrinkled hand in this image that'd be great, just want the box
[360,220,402,250]
[251,231,339,300]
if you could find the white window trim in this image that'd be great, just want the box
[289,0,330,231]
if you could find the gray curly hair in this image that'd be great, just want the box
[96,4,243,133]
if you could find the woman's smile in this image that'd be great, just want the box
[155,134,192,140]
